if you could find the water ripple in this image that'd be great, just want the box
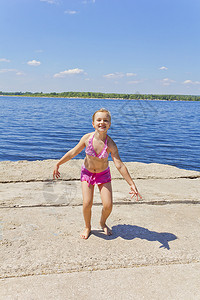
[0,97,199,171]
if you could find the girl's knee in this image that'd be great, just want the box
[83,199,93,209]
[103,201,113,211]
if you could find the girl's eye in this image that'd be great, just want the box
[96,119,108,122]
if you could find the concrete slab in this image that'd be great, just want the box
[0,160,200,299]
[1,204,200,278]
[1,178,200,208]
[1,263,200,300]
[0,159,200,183]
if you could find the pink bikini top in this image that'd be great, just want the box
[85,134,109,159]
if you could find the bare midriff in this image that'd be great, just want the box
[84,154,109,173]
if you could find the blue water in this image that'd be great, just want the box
[0,96,199,171]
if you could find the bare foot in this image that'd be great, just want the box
[80,227,91,240]
[100,223,112,236]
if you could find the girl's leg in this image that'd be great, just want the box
[98,181,113,235]
[81,181,94,239]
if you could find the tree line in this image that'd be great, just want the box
[0,91,200,101]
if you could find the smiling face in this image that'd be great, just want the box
[92,112,111,132]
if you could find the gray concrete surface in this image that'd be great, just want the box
[1,263,200,300]
[0,160,200,299]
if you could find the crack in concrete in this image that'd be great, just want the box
[0,200,200,209]
[0,175,200,184]
[1,260,199,280]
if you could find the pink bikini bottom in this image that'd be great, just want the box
[81,165,111,187]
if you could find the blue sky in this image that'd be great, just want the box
[0,0,200,95]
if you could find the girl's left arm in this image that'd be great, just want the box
[110,141,142,201]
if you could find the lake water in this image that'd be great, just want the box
[0,96,199,171]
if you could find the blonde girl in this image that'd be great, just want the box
[53,108,142,239]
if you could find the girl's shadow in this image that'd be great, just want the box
[92,224,177,250]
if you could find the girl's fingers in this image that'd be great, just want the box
[53,170,60,179]
[129,190,142,201]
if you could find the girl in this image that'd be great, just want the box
[53,108,142,239]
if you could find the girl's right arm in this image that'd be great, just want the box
[53,134,88,179]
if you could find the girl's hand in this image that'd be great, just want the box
[53,165,60,179]
[129,184,142,201]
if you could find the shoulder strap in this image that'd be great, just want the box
[105,135,108,145]
[88,133,94,145]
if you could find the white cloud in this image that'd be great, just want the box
[183,80,193,84]
[183,79,200,85]
[128,80,143,84]
[161,78,175,86]
[104,72,124,79]
[159,66,168,70]
[126,72,137,77]
[40,0,58,4]
[54,68,85,78]
[104,72,137,79]
[82,0,95,4]
[64,10,78,14]
[0,69,17,73]
[27,60,41,66]
[0,58,10,63]
[0,69,24,76]
[16,72,25,76]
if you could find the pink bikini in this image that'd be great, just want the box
[85,133,109,159]
[81,134,111,186]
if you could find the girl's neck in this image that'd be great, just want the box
[94,130,107,141]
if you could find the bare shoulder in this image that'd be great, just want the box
[107,135,122,163]
[107,135,118,152]
[81,132,94,144]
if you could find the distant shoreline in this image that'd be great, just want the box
[1,92,200,101]
[0,95,125,101]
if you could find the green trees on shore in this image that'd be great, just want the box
[0,91,200,101]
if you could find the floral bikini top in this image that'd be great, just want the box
[85,134,109,159]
